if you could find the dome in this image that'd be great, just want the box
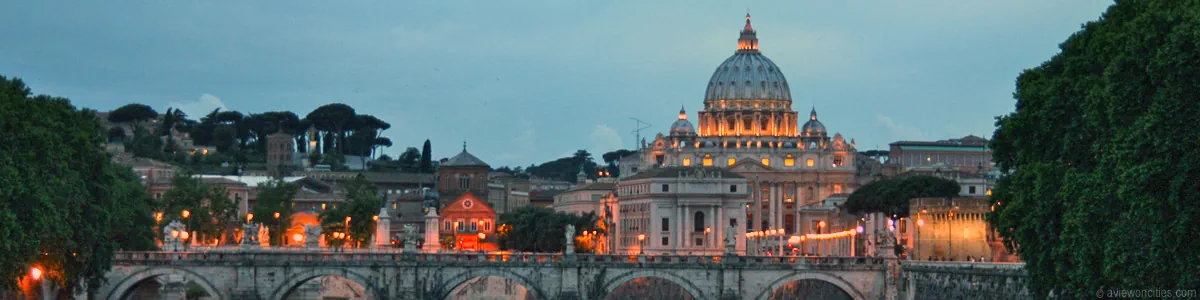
[670,106,696,136]
[801,107,827,136]
[703,14,792,103]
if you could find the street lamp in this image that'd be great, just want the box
[181,210,192,249]
[705,227,712,250]
[30,266,43,281]
[637,234,646,255]
[246,213,254,223]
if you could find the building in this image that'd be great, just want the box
[614,167,748,255]
[266,132,295,177]
[620,15,863,237]
[904,197,1017,262]
[553,179,616,216]
[888,135,992,173]
[436,143,490,208]
[528,190,560,208]
[439,192,498,251]
[487,175,533,214]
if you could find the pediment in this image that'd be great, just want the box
[728,159,775,172]
[442,192,495,215]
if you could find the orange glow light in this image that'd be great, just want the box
[30,267,43,281]
[292,233,304,243]
[274,212,280,219]
[246,213,254,222]
[181,210,190,219]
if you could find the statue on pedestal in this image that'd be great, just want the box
[241,223,261,249]
[724,225,736,254]
[304,224,321,249]
[403,224,417,252]
[564,224,576,255]
[162,221,185,251]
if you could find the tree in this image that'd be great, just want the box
[397,147,421,172]
[252,179,299,246]
[319,176,382,248]
[497,206,600,253]
[0,75,155,292]
[157,172,238,245]
[107,103,158,127]
[844,175,959,218]
[988,1,1200,297]
[526,150,600,183]
[304,103,356,154]
[602,149,635,178]
[420,139,433,173]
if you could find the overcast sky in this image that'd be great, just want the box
[1,1,1113,167]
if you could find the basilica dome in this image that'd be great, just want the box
[703,14,792,103]
[801,108,827,136]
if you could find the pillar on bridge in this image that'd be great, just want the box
[423,208,442,252]
[376,205,391,248]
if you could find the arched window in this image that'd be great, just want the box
[694,211,705,233]
[785,154,795,167]
[728,157,737,166]
[703,154,713,166]
[808,187,815,201]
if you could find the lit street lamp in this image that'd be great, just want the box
[637,234,646,255]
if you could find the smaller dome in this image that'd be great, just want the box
[670,106,696,137]
[801,107,827,136]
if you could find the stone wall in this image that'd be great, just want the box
[900,262,1030,300]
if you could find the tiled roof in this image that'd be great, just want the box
[568,182,616,192]
[441,150,489,167]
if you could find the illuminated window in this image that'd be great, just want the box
[834,184,843,194]
[683,158,692,166]
[728,158,736,166]
[785,154,795,166]
[703,154,713,166]
[806,159,815,167]
[761,158,770,166]
[834,156,844,167]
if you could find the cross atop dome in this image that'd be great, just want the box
[738,14,759,51]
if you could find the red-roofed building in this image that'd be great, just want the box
[439,192,497,251]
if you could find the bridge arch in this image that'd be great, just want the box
[752,272,866,300]
[436,268,546,300]
[104,266,224,300]
[269,268,382,300]
[601,270,705,300]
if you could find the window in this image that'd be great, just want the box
[761,158,770,166]
[444,220,451,231]
[761,120,768,130]
[834,184,843,194]
[682,158,691,166]
[392,203,397,210]
[470,220,478,231]
[834,156,844,167]
[727,120,735,130]
[730,185,738,193]
[662,237,669,246]
[785,154,795,166]
[661,184,669,192]
[808,187,815,201]
[806,159,815,167]
[694,211,705,232]
[704,154,713,166]
[459,177,470,190]
[728,158,737,166]
[695,238,703,246]
[662,218,670,231]
[969,186,977,194]
[730,218,738,227]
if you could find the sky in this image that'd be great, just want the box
[0,1,1115,167]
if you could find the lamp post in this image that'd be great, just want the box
[948,208,956,260]
[817,221,826,256]
[181,210,191,250]
[916,215,925,260]
[453,221,460,252]
[274,212,281,247]
[638,232,648,254]
[704,227,712,253]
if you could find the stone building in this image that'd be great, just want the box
[904,197,1017,262]
[619,14,864,237]
[266,132,295,177]
[436,143,490,208]
[552,179,616,216]
[888,135,992,173]
[486,174,532,214]
[614,167,748,255]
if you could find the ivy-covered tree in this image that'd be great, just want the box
[989,1,1200,297]
[0,75,155,293]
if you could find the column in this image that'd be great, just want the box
[767,181,776,232]
[795,182,803,234]
[717,204,725,254]
[753,182,762,231]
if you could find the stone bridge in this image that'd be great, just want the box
[96,250,897,300]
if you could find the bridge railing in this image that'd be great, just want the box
[114,250,888,268]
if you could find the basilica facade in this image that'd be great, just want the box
[621,14,861,236]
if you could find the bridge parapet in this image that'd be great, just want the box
[900,261,1030,300]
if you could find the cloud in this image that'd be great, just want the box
[875,114,924,142]
[587,125,624,156]
[166,94,227,118]
[495,120,537,164]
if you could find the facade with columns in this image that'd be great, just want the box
[620,14,863,237]
[614,167,748,255]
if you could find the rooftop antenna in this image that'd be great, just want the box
[629,117,651,149]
